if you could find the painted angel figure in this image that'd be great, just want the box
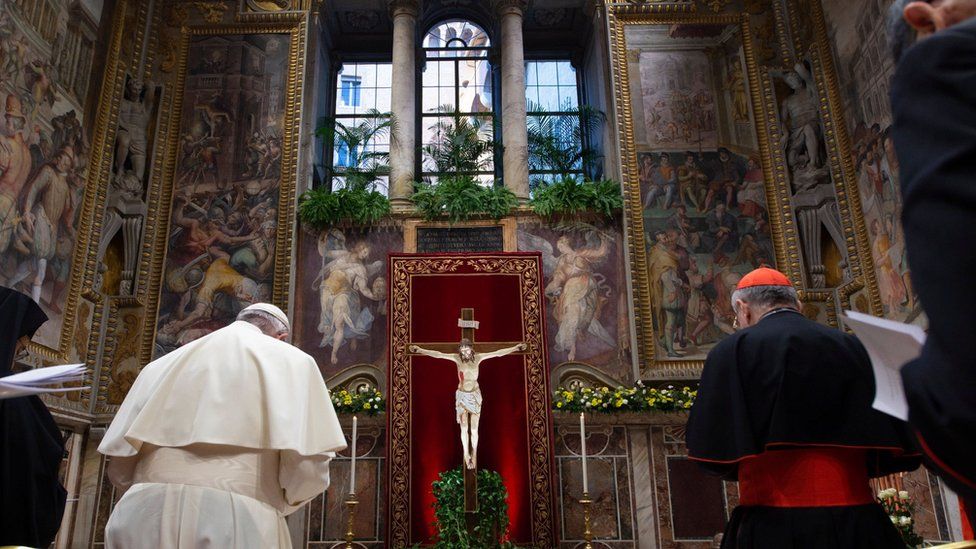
[409,338,526,469]
[314,229,386,365]
[519,229,616,362]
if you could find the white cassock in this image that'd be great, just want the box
[98,321,346,549]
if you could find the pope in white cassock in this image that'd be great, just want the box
[98,303,346,548]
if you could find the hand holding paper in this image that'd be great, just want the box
[841,311,925,421]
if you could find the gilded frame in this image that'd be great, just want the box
[607,7,798,378]
[139,17,308,365]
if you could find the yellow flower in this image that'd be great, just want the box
[556,401,563,408]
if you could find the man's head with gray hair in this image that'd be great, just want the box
[888,0,976,61]
[731,285,801,329]
[237,307,290,341]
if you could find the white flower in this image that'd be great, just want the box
[898,490,910,500]
[899,516,912,526]
[890,515,898,524]
[879,488,897,499]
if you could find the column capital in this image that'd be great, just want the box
[388,0,421,19]
[493,0,528,17]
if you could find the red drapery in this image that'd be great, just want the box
[386,253,556,547]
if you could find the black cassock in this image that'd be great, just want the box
[687,310,920,549]
[891,16,976,513]
[0,287,67,547]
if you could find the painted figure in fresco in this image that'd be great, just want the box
[521,229,616,362]
[643,153,678,210]
[779,62,824,171]
[703,148,743,212]
[705,203,739,257]
[738,156,766,220]
[159,257,264,338]
[871,218,909,315]
[9,147,77,305]
[409,339,526,470]
[0,94,32,255]
[685,260,716,346]
[726,60,749,121]
[315,229,386,365]
[677,152,708,210]
[115,77,156,184]
[647,230,682,355]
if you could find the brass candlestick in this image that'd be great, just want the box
[580,492,593,549]
[344,494,358,549]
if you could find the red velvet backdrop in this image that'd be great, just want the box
[386,254,555,547]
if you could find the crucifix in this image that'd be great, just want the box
[408,307,526,513]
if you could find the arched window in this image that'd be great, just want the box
[421,20,495,184]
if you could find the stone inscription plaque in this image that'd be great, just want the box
[416,225,505,253]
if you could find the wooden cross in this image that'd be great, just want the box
[406,308,523,518]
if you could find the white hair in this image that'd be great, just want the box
[731,285,800,314]
[237,308,289,338]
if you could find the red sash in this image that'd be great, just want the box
[738,448,875,508]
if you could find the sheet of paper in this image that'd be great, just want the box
[1,363,85,386]
[0,384,88,400]
[841,311,925,421]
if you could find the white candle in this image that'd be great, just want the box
[580,412,588,494]
[350,415,358,495]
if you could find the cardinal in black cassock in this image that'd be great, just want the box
[686,268,920,549]
[0,287,67,547]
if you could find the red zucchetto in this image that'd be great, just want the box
[736,267,794,290]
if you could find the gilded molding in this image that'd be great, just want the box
[139,17,309,369]
[607,9,799,379]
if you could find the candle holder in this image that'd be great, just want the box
[580,492,593,549]
[344,494,359,549]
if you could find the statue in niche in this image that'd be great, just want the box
[99,75,158,296]
[115,77,156,185]
[776,60,849,288]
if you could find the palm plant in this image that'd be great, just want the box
[315,109,393,192]
[412,106,517,222]
[526,104,622,218]
[299,110,393,227]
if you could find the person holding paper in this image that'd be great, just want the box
[887,0,976,513]
[686,268,920,548]
[99,303,346,548]
[0,287,67,548]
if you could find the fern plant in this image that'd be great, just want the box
[411,107,517,222]
[300,110,393,227]
[526,104,623,219]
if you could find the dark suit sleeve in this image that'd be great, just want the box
[890,23,976,499]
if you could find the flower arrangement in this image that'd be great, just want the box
[330,387,385,416]
[878,488,924,548]
[551,381,697,413]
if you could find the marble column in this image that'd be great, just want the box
[495,0,530,201]
[388,0,420,209]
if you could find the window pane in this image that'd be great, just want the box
[422,88,441,113]
[525,61,537,86]
[375,64,392,87]
[537,62,557,85]
[374,88,391,112]
[557,61,576,87]
[537,86,560,110]
[558,86,578,110]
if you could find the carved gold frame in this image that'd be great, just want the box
[139,18,308,367]
[607,7,798,378]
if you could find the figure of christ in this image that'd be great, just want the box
[409,339,527,470]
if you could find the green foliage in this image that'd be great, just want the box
[431,467,512,549]
[413,177,518,223]
[552,381,697,413]
[527,103,605,176]
[315,110,393,192]
[299,111,393,227]
[298,186,390,228]
[530,176,623,219]
[526,105,623,218]
[411,110,517,222]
